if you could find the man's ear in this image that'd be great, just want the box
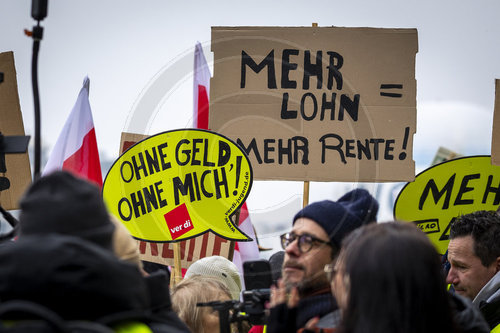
[495,256,500,273]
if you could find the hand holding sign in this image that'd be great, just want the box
[103,129,253,242]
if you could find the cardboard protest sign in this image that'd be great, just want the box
[104,129,253,242]
[0,51,32,210]
[209,26,417,182]
[138,232,232,269]
[394,156,500,254]
[431,147,462,166]
[119,132,149,155]
[491,79,500,165]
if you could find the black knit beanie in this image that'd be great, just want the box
[293,189,379,249]
[19,171,114,250]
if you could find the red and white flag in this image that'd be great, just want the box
[43,76,103,187]
[193,42,210,130]
[193,42,260,283]
[231,204,260,281]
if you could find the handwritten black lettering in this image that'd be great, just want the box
[419,174,456,210]
[281,92,359,121]
[121,142,172,182]
[319,134,395,164]
[482,175,500,205]
[173,167,230,205]
[241,49,344,91]
[454,174,480,206]
[241,50,277,89]
[237,136,309,165]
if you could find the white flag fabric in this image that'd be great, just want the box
[231,205,261,288]
[192,42,260,287]
[43,76,103,186]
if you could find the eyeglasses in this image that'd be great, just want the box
[280,232,332,253]
[324,263,338,281]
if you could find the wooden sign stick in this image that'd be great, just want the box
[173,243,182,283]
[303,181,310,208]
[300,23,317,209]
[169,242,183,288]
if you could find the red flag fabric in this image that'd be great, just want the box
[43,77,103,187]
[193,42,210,130]
[192,42,260,286]
[231,204,260,284]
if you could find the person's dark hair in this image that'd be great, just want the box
[337,222,459,333]
[450,210,500,267]
[329,242,340,261]
[269,251,285,285]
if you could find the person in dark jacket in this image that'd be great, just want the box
[267,189,378,333]
[0,234,190,332]
[446,210,500,332]
[451,293,491,333]
[0,234,148,321]
[328,222,487,333]
[4,171,190,332]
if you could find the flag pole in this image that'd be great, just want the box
[227,209,241,261]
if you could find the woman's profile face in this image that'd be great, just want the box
[201,291,231,333]
[331,255,349,312]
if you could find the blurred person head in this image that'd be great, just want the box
[280,188,378,296]
[171,275,232,333]
[331,222,458,333]
[19,171,114,250]
[269,250,285,285]
[446,210,500,301]
[19,171,148,275]
[185,255,242,300]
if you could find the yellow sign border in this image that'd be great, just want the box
[103,129,254,243]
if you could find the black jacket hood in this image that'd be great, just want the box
[0,234,149,320]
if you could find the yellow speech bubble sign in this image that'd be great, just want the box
[103,129,253,242]
[394,155,500,254]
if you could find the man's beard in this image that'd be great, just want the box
[283,260,330,297]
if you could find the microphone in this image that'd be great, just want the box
[31,0,48,22]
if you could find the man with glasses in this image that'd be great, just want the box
[267,188,379,332]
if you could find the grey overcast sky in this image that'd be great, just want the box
[2,0,500,222]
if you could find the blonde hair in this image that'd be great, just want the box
[171,275,232,333]
[109,214,142,269]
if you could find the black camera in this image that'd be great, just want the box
[197,259,273,332]
[240,288,270,326]
[240,259,273,325]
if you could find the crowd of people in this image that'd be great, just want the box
[0,170,498,333]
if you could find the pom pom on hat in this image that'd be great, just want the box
[185,255,242,300]
[293,189,379,249]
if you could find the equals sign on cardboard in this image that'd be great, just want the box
[380,84,403,98]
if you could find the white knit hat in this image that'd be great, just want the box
[185,256,242,300]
